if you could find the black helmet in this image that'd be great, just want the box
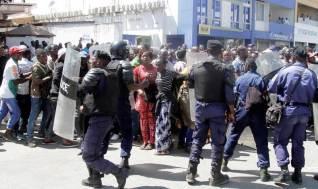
[110,41,129,60]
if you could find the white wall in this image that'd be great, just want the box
[46,23,95,45]
[6,36,52,47]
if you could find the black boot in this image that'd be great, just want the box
[82,167,102,188]
[274,166,290,184]
[221,159,230,172]
[209,160,229,186]
[291,168,302,184]
[113,167,128,189]
[186,161,198,185]
[119,157,130,169]
[260,168,271,182]
[314,174,318,181]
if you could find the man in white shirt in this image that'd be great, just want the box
[14,45,33,136]
[0,46,28,141]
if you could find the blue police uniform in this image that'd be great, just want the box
[79,67,128,188]
[189,56,234,165]
[186,54,235,186]
[223,70,270,169]
[268,62,317,170]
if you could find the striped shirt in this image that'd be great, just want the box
[156,69,177,98]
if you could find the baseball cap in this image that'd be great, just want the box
[9,46,23,56]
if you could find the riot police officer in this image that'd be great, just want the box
[186,40,235,186]
[268,46,318,185]
[222,58,271,182]
[80,51,128,189]
[107,41,148,169]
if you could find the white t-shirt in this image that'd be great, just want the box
[0,58,19,98]
[17,58,33,95]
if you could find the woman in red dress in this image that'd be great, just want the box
[133,51,158,150]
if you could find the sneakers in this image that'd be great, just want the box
[27,139,37,148]
[144,144,154,150]
[114,168,128,189]
[140,143,147,150]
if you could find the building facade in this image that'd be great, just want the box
[294,0,318,48]
[27,0,180,48]
[179,0,296,50]
[8,0,318,49]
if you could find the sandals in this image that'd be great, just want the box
[155,150,170,155]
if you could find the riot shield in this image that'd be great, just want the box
[186,52,208,121]
[309,64,318,142]
[256,51,284,77]
[53,48,81,140]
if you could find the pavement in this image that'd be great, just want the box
[0,128,318,189]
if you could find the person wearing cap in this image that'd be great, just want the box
[186,40,235,186]
[232,45,248,79]
[79,50,128,189]
[0,46,28,140]
[268,46,318,185]
[26,48,52,147]
[222,58,271,182]
[14,45,33,136]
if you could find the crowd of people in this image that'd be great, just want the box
[0,38,318,188]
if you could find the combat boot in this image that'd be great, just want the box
[186,161,198,185]
[119,157,130,169]
[113,167,128,189]
[209,160,229,186]
[274,166,290,184]
[81,167,102,188]
[291,168,302,184]
[260,168,271,182]
[221,159,230,172]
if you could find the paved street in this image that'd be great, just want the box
[0,128,318,189]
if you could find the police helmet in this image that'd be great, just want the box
[110,41,129,60]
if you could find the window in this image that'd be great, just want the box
[212,0,221,26]
[256,1,265,21]
[231,4,240,29]
[244,6,251,30]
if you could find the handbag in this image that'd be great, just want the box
[266,68,306,126]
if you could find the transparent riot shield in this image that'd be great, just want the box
[186,52,208,121]
[53,48,81,140]
[256,51,284,77]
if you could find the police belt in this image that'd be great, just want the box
[278,101,309,107]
